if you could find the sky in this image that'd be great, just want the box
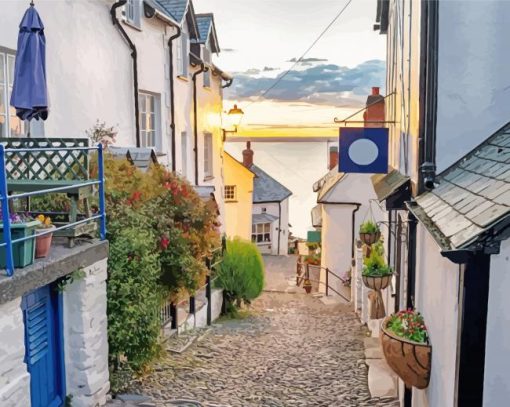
[196,0,387,135]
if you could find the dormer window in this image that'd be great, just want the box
[176,32,189,78]
[125,0,141,28]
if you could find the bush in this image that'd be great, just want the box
[216,238,264,307]
[107,224,162,371]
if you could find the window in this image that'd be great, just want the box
[125,0,141,28]
[252,223,271,243]
[0,51,24,137]
[261,207,267,213]
[204,132,213,178]
[203,48,211,88]
[224,185,236,201]
[176,32,189,77]
[181,131,187,176]
[138,92,160,148]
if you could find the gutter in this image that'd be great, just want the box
[192,56,208,185]
[168,27,181,172]
[111,0,141,147]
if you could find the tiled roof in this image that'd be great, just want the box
[253,213,279,224]
[156,0,188,21]
[408,122,510,250]
[250,164,292,203]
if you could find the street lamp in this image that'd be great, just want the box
[222,104,244,141]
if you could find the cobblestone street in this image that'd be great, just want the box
[123,257,399,407]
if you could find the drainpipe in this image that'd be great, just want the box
[111,0,141,147]
[192,61,208,185]
[277,202,282,255]
[222,78,233,88]
[168,27,181,172]
[351,204,361,262]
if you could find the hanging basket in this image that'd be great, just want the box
[359,231,381,245]
[380,316,432,389]
[362,274,391,290]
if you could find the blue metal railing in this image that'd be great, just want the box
[0,143,106,277]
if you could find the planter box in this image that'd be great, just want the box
[362,274,391,290]
[359,231,381,245]
[380,316,432,389]
[0,220,39,268]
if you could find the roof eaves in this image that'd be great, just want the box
[224,152,256,177]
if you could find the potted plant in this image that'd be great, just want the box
[0,213,40,268]
[362,243,393,290]
[359,220,381,245]
[35,215,56,258]
[303,279,312,294]
[380,309,432,389]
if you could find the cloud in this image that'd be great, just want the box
[226,59,386,106]
[287,57,329,63]
[222,48,236,52]
[263,66,279,72]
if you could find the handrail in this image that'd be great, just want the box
[0,143,106,276]
[296,260,350,302]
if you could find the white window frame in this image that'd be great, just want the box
[177,32,189,78]
[0,50,24,138]
[252,223,271,243]
[224,185,236,201]
[124,0,141,28]
[138,92,160,149]
[203,132,213,178]
[202,48,211,88]
[181,131,187,176]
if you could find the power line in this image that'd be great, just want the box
[241,0,354,112]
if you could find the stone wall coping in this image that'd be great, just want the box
[0,239,108,304]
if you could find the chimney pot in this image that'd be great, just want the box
[372,87,380,95]
[329,146,338,170]
[243,141,254,167]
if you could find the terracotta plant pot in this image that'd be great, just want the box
[303,281,312,294]
[362,274,391,290]
[380,316,432,389]
[35,226,55,258]
[359,231,381,245]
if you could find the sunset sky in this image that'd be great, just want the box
[197,0,387,137]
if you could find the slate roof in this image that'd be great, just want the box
[250,164,292,203]
[253,213,279,224]
[196,14,212,42]
[156,0,187,21]
[371,169,410,202]
[408,122,510,251]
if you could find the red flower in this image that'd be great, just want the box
[131,191,142,201]
[160,236,170,250]
[164,182,172,190]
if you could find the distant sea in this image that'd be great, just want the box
[225,138,338,239]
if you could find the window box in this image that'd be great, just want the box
[0,220,39,268]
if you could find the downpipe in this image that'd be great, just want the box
[192,62,208,185]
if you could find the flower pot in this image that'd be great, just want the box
[362,274,391,290]
[380,316,432,389]
[35,226,56,258]
[359,231,381,245]
[0,220,39,268]
[304,284,312,294]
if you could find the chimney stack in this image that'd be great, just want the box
[329,146,338,170]
[363,86,385,128]
[242,141,254,168]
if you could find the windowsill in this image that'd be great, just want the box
[177,75,189,82]
[203,175,214,181]
[122,19,142,32]
[225,200,238,203]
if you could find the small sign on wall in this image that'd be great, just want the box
[339,127,389,174]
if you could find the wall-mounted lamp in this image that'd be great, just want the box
[222,104,244,141]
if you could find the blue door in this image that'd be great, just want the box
[22,285,63,407]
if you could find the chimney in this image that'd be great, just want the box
[364,86,385,128]
[242,141,254,167]
[329,146,338,170]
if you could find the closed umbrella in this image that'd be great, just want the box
[10,2,48,122]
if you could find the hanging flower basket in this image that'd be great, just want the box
[362,274,391,290]
[380,313,432,389]
[359,220,381,245]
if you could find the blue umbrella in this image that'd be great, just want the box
[10,3,48,121]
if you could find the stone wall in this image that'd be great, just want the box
[0,298,30,407]
[63,258,109,407]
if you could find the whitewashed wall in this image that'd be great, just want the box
[483,238,510,406]
[0,0,135,145]
[436,1,510,172]
[412,223,460,407]
[252,200,289,256]
[0,298,30,407]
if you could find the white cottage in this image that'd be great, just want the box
[241,143,292,256]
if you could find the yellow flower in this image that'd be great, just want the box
[44,217,52,226]
[36,214,45,223]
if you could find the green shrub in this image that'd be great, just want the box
[360,220,380,234]
[107,225,162,371]
[216,238,264,307]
